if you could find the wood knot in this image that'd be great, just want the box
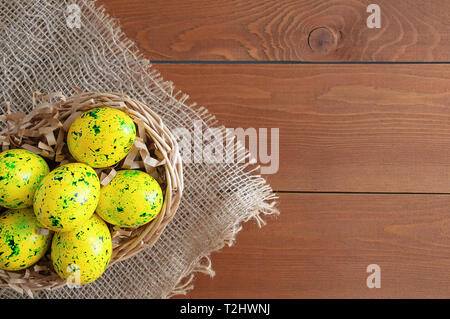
[308,27,338,54]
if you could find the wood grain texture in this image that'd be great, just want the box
[97,0,450,61]
[155,63,450,193]
[176,193,450,298]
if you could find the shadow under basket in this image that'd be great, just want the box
[0,91,183,294]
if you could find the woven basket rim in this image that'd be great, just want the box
[0,91,183,293]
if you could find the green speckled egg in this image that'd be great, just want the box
[0,149,49,209]
[96,170,163,228]
[33,163,100,232]
[51,214,112,285]
[0,208,52,271]
[67,107,136,168]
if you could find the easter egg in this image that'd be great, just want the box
[33,163,100,232]
[0,208,52,271]
[67,107,136,168]
[0,149,49,209]
[51,214,112,285]
[96,170,163,228]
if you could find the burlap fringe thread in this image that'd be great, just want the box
[0,91,183,296]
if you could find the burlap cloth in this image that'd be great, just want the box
[0,0,278,298]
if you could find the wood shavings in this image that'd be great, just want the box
[21,144,42,154]
[39,127,57,146]
[37,141,53,152]
[62,111,82,131]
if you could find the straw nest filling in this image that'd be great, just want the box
[0,91,183,295]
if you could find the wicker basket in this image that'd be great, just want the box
[0,92,183,293]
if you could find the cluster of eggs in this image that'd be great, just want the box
[0,107,163,285]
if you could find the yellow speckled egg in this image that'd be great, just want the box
[33,163,100,232]
[96,170,163,228]
[67,107,136,168]
[0,149,49,209]
[0,208,52,271]
[51,214,112,285]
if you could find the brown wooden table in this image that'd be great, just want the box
[98,0,450,298]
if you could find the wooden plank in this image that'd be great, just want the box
[98,0,450,61]
[155,63,450,193]
[175,192,450,298]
